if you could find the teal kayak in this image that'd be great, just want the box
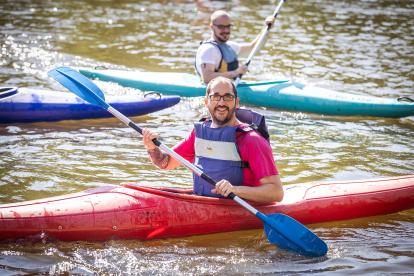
[79,68,414,118]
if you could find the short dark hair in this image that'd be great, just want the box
[205,76,238,99]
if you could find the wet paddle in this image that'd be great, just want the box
[234,0,286,86]
[48,66,327,257]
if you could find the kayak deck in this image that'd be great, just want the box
[0,175,413,242]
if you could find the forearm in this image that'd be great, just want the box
[252,27,268,45]
[147,147,171,170]
[239,27,270,57]
[233,183,283,203]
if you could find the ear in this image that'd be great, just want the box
[204,97,208,107]
[210,24,213,31]
[236,97,239,108]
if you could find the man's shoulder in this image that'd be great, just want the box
[199,41,217,49]
[201,40,239,48]
[245,130,268,142]
[198,42,220,55]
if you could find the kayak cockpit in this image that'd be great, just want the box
[0,87,19,99]
[121,183,276,206]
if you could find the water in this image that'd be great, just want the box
[0,0,413,274]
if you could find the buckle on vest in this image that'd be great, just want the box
[238,161,250,168]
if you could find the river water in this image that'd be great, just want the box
[0,0,413,275]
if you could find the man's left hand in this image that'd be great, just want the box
[265,16,276,29]
[211,180,235,197]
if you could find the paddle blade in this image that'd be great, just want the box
[258,212,328,257]
[47,66,109,110]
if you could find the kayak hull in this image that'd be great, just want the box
[79,69,414,118]
[1,175,413,242]
[0,87,180,123]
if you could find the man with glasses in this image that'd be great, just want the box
[142,77,283,203]
[195,10,276,84]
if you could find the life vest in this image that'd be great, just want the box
[195,40,239,77]
[193,108,270,198]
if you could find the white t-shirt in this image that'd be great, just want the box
[195,41,241,75]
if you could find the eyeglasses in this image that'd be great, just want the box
[208,94,235,101]
[213,24,233,30]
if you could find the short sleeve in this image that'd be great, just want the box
[196,44,221,73]
[236,129,278,186]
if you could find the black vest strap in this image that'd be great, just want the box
[239,123,270,141]
[199,117,269,141]
[238,161,250,168]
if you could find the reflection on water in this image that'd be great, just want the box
[0,0,413,274]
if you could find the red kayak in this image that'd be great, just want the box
[1,175,413,242]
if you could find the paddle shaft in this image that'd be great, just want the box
[234,0,286,86]
[107,106,259,214]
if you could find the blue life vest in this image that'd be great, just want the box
[195,40,239,77]
[193,108,270,198]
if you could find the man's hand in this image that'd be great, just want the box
[142,128,182,170]
[236,64,248,76]
[239,16,276,57]
[142,128,172,170]
[265,16,276,29]
[142,128,159,150]
[211,179,235,197]
[212,175,284,202]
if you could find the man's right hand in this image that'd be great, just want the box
[142,128,181,171]
[142,128,159,150]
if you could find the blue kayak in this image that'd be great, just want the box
[0,87,180,123]
[79,68,414,118]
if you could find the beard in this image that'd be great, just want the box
[213,29,230,43]
[209,104,236,126]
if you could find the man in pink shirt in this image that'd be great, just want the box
[142,77,283,203]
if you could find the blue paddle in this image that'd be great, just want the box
[48,66,327,257]
[234,0,286,86]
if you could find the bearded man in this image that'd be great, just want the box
[142,77,283,203]
[195,10,276,84]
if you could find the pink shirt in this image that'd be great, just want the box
[173,123,279,186]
